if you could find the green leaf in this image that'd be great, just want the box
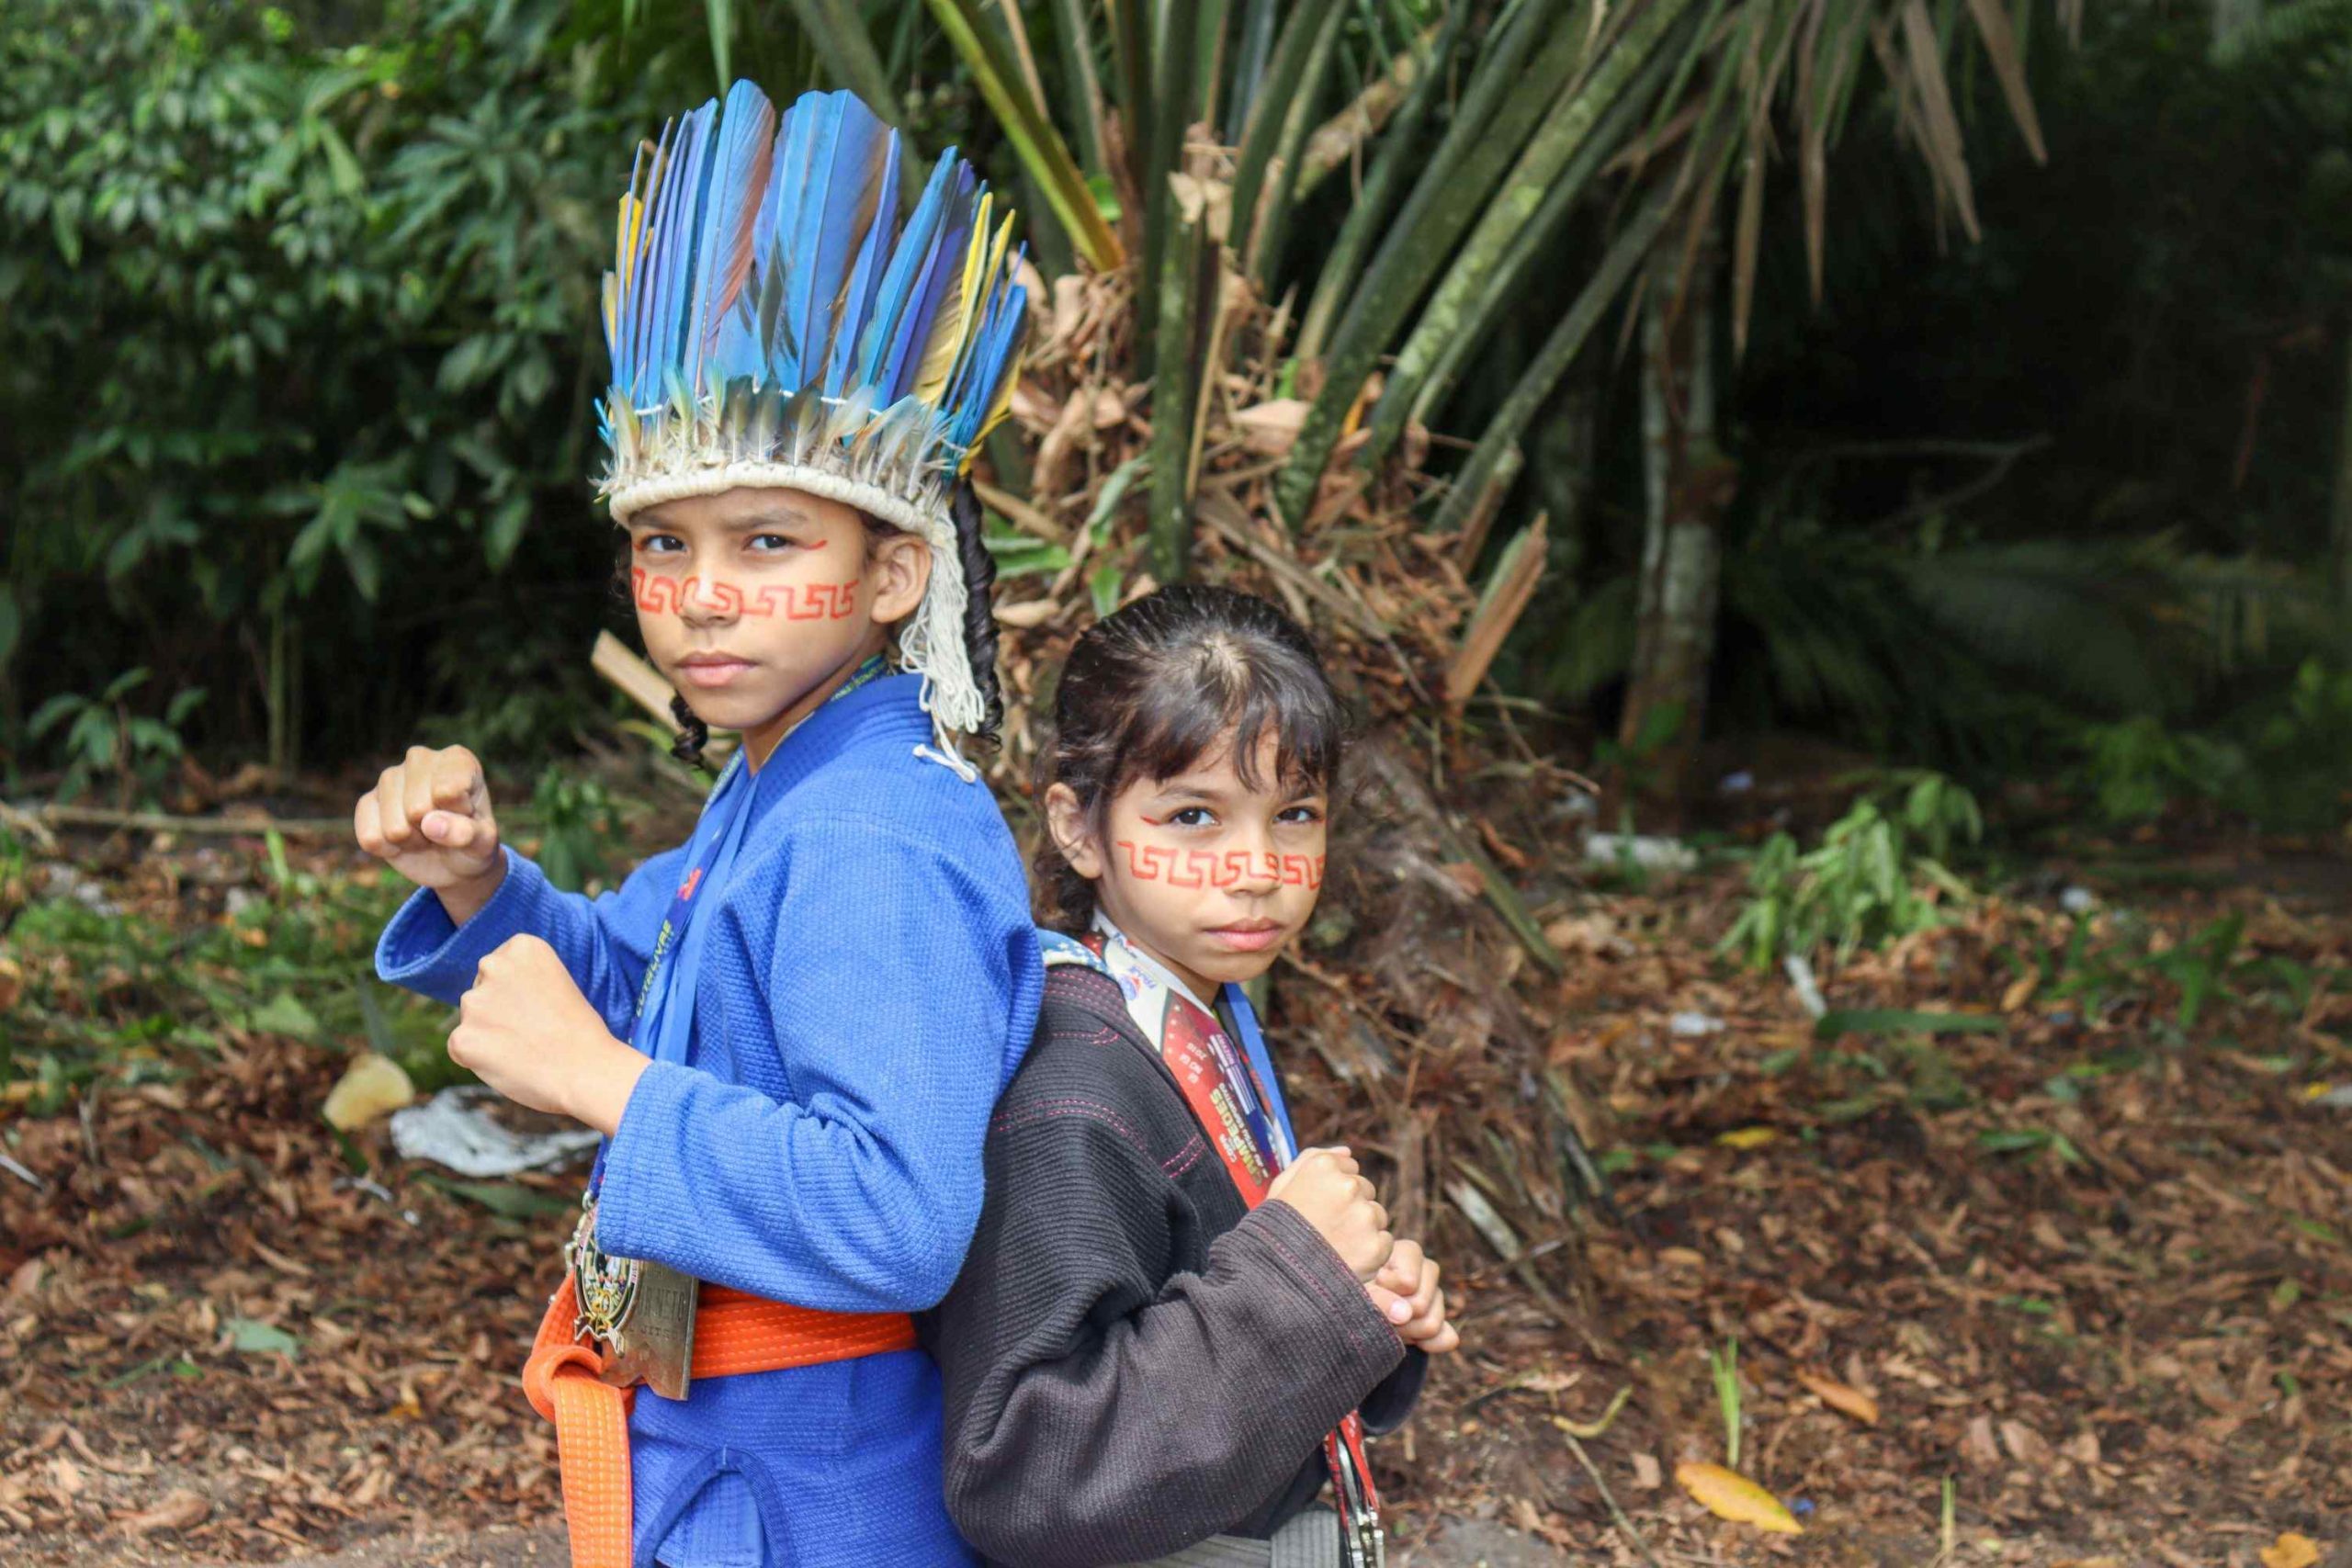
[244,991,322,1040]
[1090,559,1125,620]
[226,1317,301,1358]
[923,0,1124,271]
[421,1176,574,1220]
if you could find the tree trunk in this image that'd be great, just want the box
[1616,231,1738,829]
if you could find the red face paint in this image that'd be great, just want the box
[1113,841,1325,889]
[631,570,861,620]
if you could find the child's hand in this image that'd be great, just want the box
[1365,1238,1460,1353]
[355,745,503,900]
[1265,1147,1393,1282]
[449,934,648,1134]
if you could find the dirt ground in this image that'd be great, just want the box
[5,822,2349,1567]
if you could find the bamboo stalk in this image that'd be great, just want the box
[1046,0,1108,175]
[1227,0,1346,272]
[1244,1,1349,288]
[1380,18,1692,455]
[593,629,683,731]
[1451,442,1523,571]
[995,0,1053,128]
[1293,4,1468,363]
[925,0,1125,272]
[1148,209,1205,582]
[1290,23,1435,203]
[1434,184,1678,536]
[1271,3,1591,529]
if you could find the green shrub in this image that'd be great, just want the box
[1723,773,1981,970]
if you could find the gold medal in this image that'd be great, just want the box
[565,1194,698,1401]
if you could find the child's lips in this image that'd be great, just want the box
[1206,921,1285,952]
[677,657,755,689]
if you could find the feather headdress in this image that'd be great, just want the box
[599,83,1029,739]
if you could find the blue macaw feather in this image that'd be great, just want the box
[878,160,978,401]
[761,95,823,391]
[856,154,961,392]
[803,102,890,393]
[826,130,902,396]
[689,82,777,388]
[599,85,1029,514]
[617,114,675,405]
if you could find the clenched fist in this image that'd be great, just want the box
[1365,1238,1460,1353]
[1265,1146,1393,1281]
[449,933,647,1134]
[355,745,503,920]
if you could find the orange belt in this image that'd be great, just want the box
[521,1275,918,1568]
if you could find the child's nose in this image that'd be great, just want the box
[680,573,744,622]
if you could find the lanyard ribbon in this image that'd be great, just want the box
[587,655,888,1190]
[1045,927,1385,1567]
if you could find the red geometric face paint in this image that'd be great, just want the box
[631,570,860,620]
[1113,841,1325,889]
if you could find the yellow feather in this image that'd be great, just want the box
[614,191,646,297]
[603,273,618,343]
[933,205,1019,406]
[962,345,1029,474]
[912,193,991,403]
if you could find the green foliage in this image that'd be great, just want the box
[2064,659,2352,829]
[1723,775,1981,970]
[529,763,628,892]
[2025,907,2318,1033]
[0,859,449,1108]
[1,0,653,765]
[2069,716,2245,825]
[26,669,207,806]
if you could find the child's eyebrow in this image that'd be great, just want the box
[1148,780,1232,803]
[731,509,815,531]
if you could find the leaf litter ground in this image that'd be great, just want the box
[2,802,2348,1568]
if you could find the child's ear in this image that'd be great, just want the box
[1043,783,1103,880]
[866,528,933,627]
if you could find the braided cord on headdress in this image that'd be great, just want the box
[599,84,1029,738]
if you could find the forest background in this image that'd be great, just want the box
[3,0,2351,1562]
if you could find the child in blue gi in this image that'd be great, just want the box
[354,84,1038,1568]
[925,586,1460,1568]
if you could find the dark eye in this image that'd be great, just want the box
[638,533,684,555]
[1277,804,1324,826]
[1167,807,1216,828]
[750,534,797,552]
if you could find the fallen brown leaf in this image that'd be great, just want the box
[1796,1369,1881,1426]
[2260,1533,2322,1568]
[119,1489,210,1535]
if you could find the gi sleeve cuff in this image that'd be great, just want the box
[373,846,544,1007]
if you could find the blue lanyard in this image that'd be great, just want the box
[585,656,888,1190]
[1218,982,1297,1166]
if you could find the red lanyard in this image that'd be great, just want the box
[1079,936,1385,1565]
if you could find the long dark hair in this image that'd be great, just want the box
[1035,584,1348,928]
[624,479,1006,771]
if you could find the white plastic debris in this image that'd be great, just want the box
[36,863,119,918]
[1719,771,1755,795]
[1585,833,1699,873]
[1670,1011,1725,1037]
[2315,1086,2352,1110]
[389,1086,600,1178]
[2060,886,2096,914]
[1783,953,1828,1021]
